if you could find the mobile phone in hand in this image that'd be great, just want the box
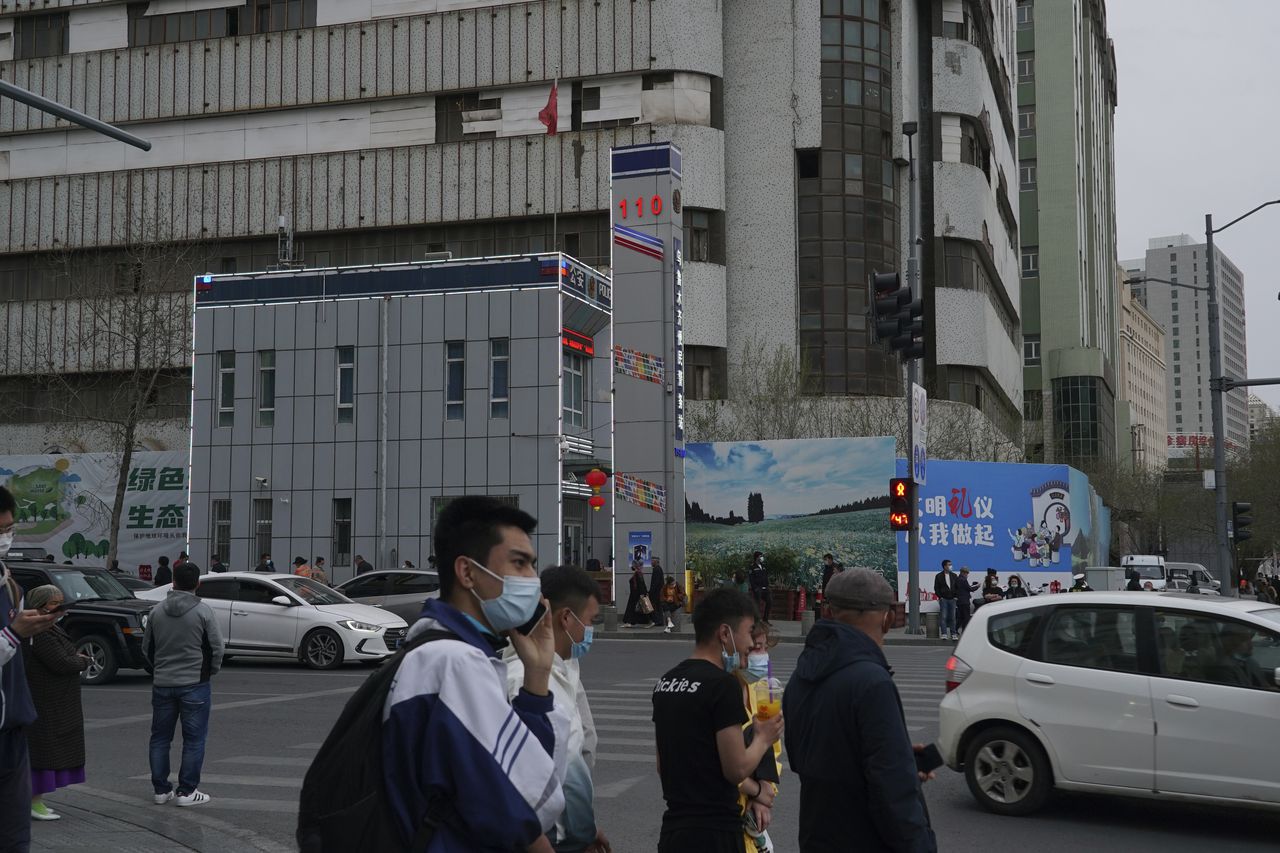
[44,602,71,615]
[915,743,944,774]
[514,602,548,636]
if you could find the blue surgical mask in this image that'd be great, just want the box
[469,558,542,633]
[720,627,741,672]
[569,611,594,660]
[746,652,770,682]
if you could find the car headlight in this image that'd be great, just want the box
[140,613,149,630]
[338,620,382,633]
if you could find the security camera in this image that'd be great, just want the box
[255,476,269,488]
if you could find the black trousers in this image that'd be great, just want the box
[0,728,31,853]
[659,827,746,853]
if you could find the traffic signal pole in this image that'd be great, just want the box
[905,124,921,635]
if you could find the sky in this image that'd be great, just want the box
[684,437,895,518]
[1109,0,1280,409]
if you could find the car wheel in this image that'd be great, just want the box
[77,635,119,686]
[300,628,345,670]
[964,726,1052,816]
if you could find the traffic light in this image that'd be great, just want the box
[1232,501,1253,543]
[869,271,925,362]
[889,477,913,531]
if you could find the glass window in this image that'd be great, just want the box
[445,341,465,421]
[490,338,509,419]
[390,572,441,596]
[1043,607,1140,672]
[339,575,386,598]
[275,576,352,606]
[212,500,232,567]
[1018,107,1036,137]
[1022,248,1039,278]
[1020,161,1037,190]
[337,346,355,424]
[257,350,276,427]
[236,581,278,605]
[989,610,1041,657]
[1155,610,1280,691]
[253,498,273,561]
[1023,335,1041,366]
[217,351,235,427]
[332,498,352,567]
[1017,2,1033,29]
[1017,54,1034,82]
[14,12,68,59]
[196,579,238,601]
[563,351,587,429]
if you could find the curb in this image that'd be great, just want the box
[596,630,956,647]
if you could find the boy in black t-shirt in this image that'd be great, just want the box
[652,588,784,853]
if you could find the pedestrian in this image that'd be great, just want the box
[254,553,274,573]
[735,623,782,853]
[354,555,374,575]
[1,486,59,851]
[933,560,958,640]
[622,560,649,628]
[502,565,609,853]
[292,556,312,578]
[955,567,978,635]
[733,571,749,596]
[1125,568,1142,591]
[649,557,667,628]
[748,552,771,624]
[311,557,328,585]
[153,555,172,588]
[1004,574,1029,599]
[662,576,687,634]
[209,554,227,574]
[21,585,88,822]
[820,554,843,597]
[652,588,784,853]
[783,569,937,852]
[380,496,569,849]
[401,560,415,570]
[174,552,189,569]
[1186,574,1201,595]
[1069,573,1093,593]
[144,562,223,808]
[979,572,1005,607]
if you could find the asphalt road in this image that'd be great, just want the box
[31,640,1280,852]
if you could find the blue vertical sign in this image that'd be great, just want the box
[674,238,685,449]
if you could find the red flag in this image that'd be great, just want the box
[538,81,559,136]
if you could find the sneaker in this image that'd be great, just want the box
[663,627,672,634]
[175,790,211,807]
[153,791,174,805]
[31,802,60,821]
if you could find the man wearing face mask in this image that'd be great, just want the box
[652,588,785,853]
[783,568,937,853]
[504,566,610,853]
[381,496,571,853]
[0,485,59,852]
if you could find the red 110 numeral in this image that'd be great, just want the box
[618,195,664,219]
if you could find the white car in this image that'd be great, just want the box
[938,591,1280,815]
[139,572,408,669]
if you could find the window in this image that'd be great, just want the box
[1023,334,1041,366]
[337,347,355,424]
[686,346,728,400]
[989,610,1041,657]
[257,350,276,427]
[1017,1,1033,29]
[236,581,277,605]
[563,351,586,429]
[212,500,232,567]
[1043,607,1140,672]
[1171,265,1178,275]
[340,576,386,598]
[253,498,273,562]
[1017,54,1035,82]
[1018,107,1036,137]
[196,579,237,601]
[490,339,510,419]
[435,92,495,144]
[332,498,353,567]
[127,0,315,46]
[1022,248,1039,278]
[389,573,441,596]
[1155,610,1280,690]
[431,495,519,528]
[445,341,465,421]
[581,87,601,111]
[1020,161,1037,190]
[960,119,990,176]
[217,351,235,427]
[14,12,68,59]
[684,209,725,264]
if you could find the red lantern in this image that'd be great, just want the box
[585,469,608,492]
[588,495,606,512]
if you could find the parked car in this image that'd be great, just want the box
[939,592,1280,816]
[138,571,408,669]
[1166,562,1221,591]
[332,569,441,624]
[4,554,152,685]
[114,575,154,593]
[1166,577,1221,596]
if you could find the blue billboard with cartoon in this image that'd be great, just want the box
[894,460,1110,605]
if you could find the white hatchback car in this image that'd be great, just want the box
[139,572,408,669]
[938,591,1280,816]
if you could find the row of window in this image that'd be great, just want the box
[212,495,350,567]
[214,344,587,428]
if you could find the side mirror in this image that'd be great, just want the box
[271,595,293,606]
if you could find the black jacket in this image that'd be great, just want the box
[23,625,87,770]
[933,571,956,600]
[783,620,936,853]
[153,563,172,587]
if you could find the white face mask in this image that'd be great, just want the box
[0,531,13,559]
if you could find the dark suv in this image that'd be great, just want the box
[5,551,154,685]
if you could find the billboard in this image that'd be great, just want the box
[685,437,897,590]
[0,452,188,572]
[894,459,1110,604]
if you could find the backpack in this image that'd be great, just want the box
[296,628,456,853]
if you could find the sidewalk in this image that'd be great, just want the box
[596,619,954,646]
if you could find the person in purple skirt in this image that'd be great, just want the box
[21,585,88,821]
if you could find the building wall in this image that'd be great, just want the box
[1119,272,1167,469]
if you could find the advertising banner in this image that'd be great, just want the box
[0,452,189,572]
[628,531,654,567]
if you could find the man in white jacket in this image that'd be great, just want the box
[505,565,609,853]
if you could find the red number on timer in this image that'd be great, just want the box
[618,196,665,218]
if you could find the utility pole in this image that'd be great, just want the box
[904,122,922,635]
[1204,213,1233,594]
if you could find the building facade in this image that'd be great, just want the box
[1248,394,1274,443]
[189,255,613,580]
[1128,234,1250,453]
[1015,0,1120,465]
[1117,270,1167,470]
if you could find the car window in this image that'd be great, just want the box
[11,571,46,597]
[237,580,279,605]
[274,575,352,605]
[389,572,440,596]
[196,579,238,601]
[988,610,1041,657]
[48,569,134,602]
[339,576,387,598]
[1043,606,1140,672]
[1155,609,1280,691]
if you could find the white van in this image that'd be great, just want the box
[1121,555,1167,590]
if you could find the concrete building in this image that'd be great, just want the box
[189,254,613,581]
[1016,0,1121,465]
[1248,394,1275,443]
[1117,271,1167,470]
[1128,234,1249,453]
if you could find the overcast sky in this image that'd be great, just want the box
[1109,0,1280,409]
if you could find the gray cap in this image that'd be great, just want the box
[825,568,895,611]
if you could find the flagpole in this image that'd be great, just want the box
[552,72,560,255]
